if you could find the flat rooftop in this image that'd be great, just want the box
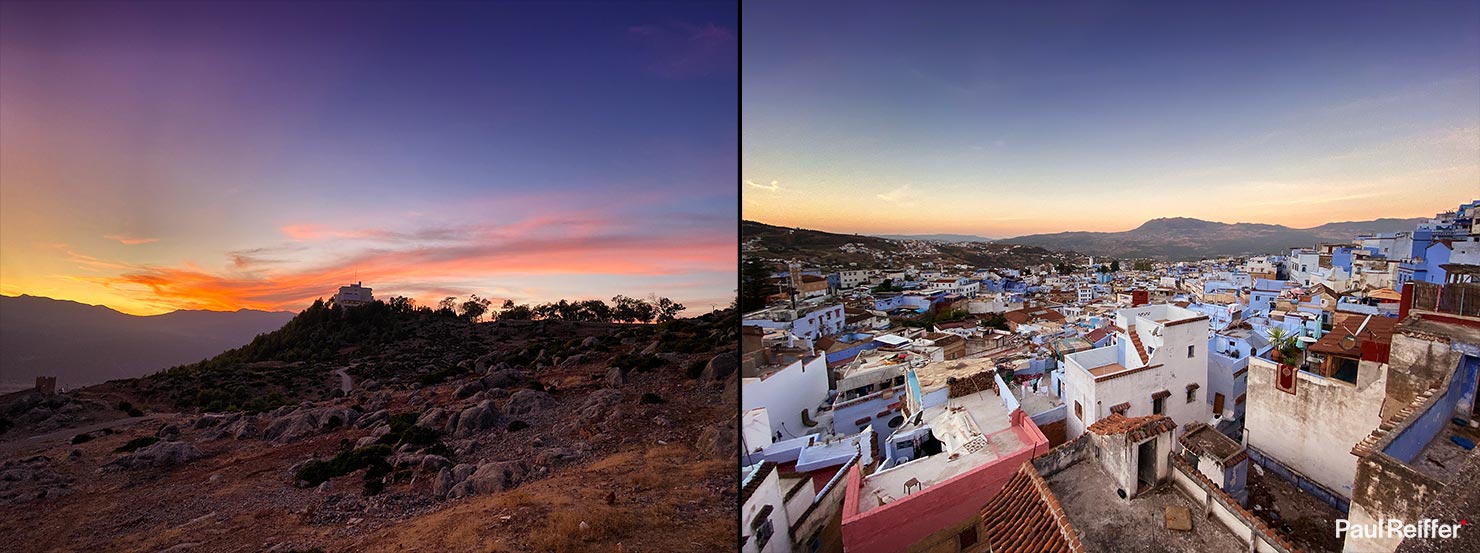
[857,390,1023,512]
[913,357,1000,392]
[1412,421,1480,484]
[1047,460,1245,552]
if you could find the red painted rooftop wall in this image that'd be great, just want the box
[840,409,1050,553]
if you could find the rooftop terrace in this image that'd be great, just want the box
[857,390,1022,512]
[1047,459,1244,552]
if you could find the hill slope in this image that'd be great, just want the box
[0,295,294,391]
[0,303,738,552]
[998,217,1426,260]
[743,220,1077,268]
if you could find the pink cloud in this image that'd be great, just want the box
[103,234,159,245]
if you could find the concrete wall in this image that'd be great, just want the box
[1245,357,1386,498]
[789,456,855,553]
[1383,330,1466,420]
[743,465,792,553]
[742,355,831,441]
[1169,459,1295,553]
[1346,453,1444,553]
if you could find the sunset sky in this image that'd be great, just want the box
[743,1,1480,237]
[1,1,737,316]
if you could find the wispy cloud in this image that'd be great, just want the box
[744,179,784,192]
[629,21,736,78]
[103,234,158,245]
[70,215,736,313]
[876,184,915,202]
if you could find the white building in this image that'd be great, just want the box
[1062,304,1212,440]
[741,348,831,444]
[742,462,791,553]
[839,269,875,289]
[333,281,374,307]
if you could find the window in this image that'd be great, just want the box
[1075,401,1083,420]
[753,513,775,548]
[1153,396,1165,415]
[1186,388,1196,403]
[1188,345,1195,358]
[958,526,979,549]
[807,536,821,553]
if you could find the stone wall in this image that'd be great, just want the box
[1245,356,1386,498]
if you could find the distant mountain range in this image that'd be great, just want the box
[873,233,997,243]
[0,295,294,391]
[742,220,1076,268]
[998,217,1426,260]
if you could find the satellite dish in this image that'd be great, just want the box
[1339,334,1357,350]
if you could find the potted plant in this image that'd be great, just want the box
[1266,327,1299,364]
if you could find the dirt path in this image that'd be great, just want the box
[0,413,171,458]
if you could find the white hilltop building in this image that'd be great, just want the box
[334,281,374,307]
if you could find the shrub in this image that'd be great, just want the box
[374,412,439,447]
[115,436,159,453]
[293,444,393,488]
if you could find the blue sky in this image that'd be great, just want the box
[743,1,1480,237]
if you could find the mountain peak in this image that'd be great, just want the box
[1133,217,1218,232]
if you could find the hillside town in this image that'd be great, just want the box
[741,200,1480,553]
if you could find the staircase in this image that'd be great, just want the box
[1126,326,1149,365]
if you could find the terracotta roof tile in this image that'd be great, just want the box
[978,463,1087,553]
[1086,413,1177,443]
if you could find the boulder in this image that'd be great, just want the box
[156,424,180,439]
[559,354,585,368]
[454,380,486,400]
[486,388,512,400]
[465,460,528,495]
[415,408,451,430]
[580,336,599,348]
[107,441,205,469]
[504,389,554,416]
[696,418,738,458]
[453,400,499,438]
[262,407,359,444]
[483,370,520,389]
[473,353,495,373]
[356,409,389,429]
[641,341,661,355]
[577,389,623,427]
[420,455,452,472]
[432,467,455,498]
[701,353,738,381]
[535,448,579,467]
[604,366,626,388]
[452,463,477,483]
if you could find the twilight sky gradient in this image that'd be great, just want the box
[743,1,1480,237]
[1,1,737,316]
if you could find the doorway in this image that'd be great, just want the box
[1213,393,1225,416]
[1136,439,1157,493]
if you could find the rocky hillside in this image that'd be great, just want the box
[0,303,738,552]
[743,220,1078,268]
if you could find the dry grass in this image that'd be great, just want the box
[526,503,636,552]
